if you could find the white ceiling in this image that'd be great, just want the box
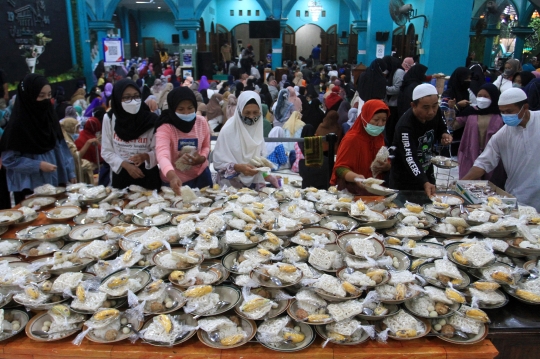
[117,0,171,11]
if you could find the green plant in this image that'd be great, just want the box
[19,45,33,58]
[35,33,52,46]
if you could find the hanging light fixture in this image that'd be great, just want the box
[308,0,323,22]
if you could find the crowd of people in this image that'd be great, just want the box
[0,50,539,212]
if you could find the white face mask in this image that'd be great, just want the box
[219,100,224,106]
[122,99,141,114]
[476,97,491,109]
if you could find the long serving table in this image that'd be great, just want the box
[0,202,502,359]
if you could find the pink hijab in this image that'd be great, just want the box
[287,86,302,112]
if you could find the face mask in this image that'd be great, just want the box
[513,83,522,88]
[83,85,86,90]
[176,112,196,122]
[308,100,312,104]
[219,100,224,106]
[241,115,259,126]
[504,69,514,77]
[35,99,51,111]
[71,133,79,141]
[363,116,385,136]
[121,99,141,114]
[476,97,491,109]
[501,106,524,126]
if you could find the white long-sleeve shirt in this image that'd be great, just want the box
[473,111,540,211]
[101,113,157,174]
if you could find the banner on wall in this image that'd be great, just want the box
[183,48,193,66]
[103,37,124,65]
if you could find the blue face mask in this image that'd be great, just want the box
[176,112,196,122]
[363,116,385,136]
[71,133,79,141]
[501,106,524,126]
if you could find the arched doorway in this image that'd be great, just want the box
[198,18,207,52]
[348,25,358,64]
[295,24,323,61]
[230,23,262,62]
[210,24,231,69]
[392,23,417,59]
[405,24,418,58]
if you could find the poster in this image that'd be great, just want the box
[183,48,193,66]
[103,37,124,65]
[376,44,385,59]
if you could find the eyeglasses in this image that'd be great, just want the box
[121,95,141,102]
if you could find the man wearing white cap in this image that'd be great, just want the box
[463,88,540,211]
[390,84,452,196]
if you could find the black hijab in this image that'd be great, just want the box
[356,59,387,101]
[110,79,157,142]
[0,74,63,154]
[398,64,428,117]
[443,67,471,102]
[382,56,402,86]
[235,82,244,99]
[469,64,485,96]
[155,87,198,133]
[303,92,325,129]
[526,78,540,111]
[460,83,501,117]
[259,84,273,107]
[516,71,536,88]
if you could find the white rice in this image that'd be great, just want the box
[0,241,19,255]
[349,238,377,257]
[257,316,290,343]
[225,231,251,244]
[184,292,220,314]
[409,295,434,317]
[480,265,512,280]
[468,287,505,305]
[383,311,424,334]
[308,247,338,270]
[51,272,84,292]
[388,270,415,285]
[266,263,301,283]
[434,259,463,280]
[327,300,363,322]
[424,286,453,305]
[468,210,491,223]
[462,244,496,267]
[411,245,443,258]
[326,318,361,337]
[312,274,346,297]
[34,184,57,195]
[448,313,482,334]
[99,277,142,296]
[78,240,111,259]
[342,271,376,286]
[71,291,108,311]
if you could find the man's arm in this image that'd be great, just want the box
[462,166,486,180]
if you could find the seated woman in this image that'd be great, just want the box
[155,87,212,194]
[101,79,161,190]
[60,116,95,184]
[330,99,391,195]
[0,74,76,204]
[453,83,506,188]
[213,91,280,189]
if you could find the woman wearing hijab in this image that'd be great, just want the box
[282,110,305,153]
[342,103,359,135]
[279,74,288,90]
[157,83,173,111]
[245,78,256,91]
[442,67,472,116]
[101,79,161,190]
[452,83,506,188]
[512,71,535,89]
[102,83,113,106]
[325,86,343,112]
[384,56,405,144]
[151,79,163,95]
[70,88,88,111]
[259,84,273,107]
[315,110,342,155]
[273,89,294,127]
[303,88,325,129]
[87,86,102,103]
[336,100,351,127]
[198,76,210,92]
[0,74,76,203]
[293,72,303,87]
[213,91,280,189]
[331,99,391,194]
[356,58,387,102]
[287,86,302,112]
[207,93,224,131]
[493,59,521,93]
[60,117,95,184]
[234,82,244,99]
[155,87,212,193]
[402,57,415,72]
[226,94,237,124]
[268,80,279,101]
[76,117,103,166]
[397,63,428,118]
[469,63,486,100]
[84,98,103,117]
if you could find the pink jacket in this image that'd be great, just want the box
[155,116,211,183]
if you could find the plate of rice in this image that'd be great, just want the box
[337,233,385,260]
[45,206,81,222]
[20,196,56,209]
[0,239,23,256]
[28,224,71,241]
[0,210,24,227]
[69,224,108,241]
[377,309,431,340]
[315,317,371,345]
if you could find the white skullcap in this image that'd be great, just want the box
[498,88,527,106]
[412,84,438,101]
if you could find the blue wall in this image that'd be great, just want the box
[215,0,267,31]
[138,10,177,43]
[397,0,474,74]
[285,0,349,32]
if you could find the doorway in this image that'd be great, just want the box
[295,24,321,61]
[142,37,155,58]
[198,18,207,52]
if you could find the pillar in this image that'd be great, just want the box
[353,20,367,65]
[175,19,199,77]
[482,26,500,68]
[511,27,534,62]
[271,21,288,70]
[65,0,77,67]
[76,0,93,87]
[88,20,116,61]
[365,0,394,64]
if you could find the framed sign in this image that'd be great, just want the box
[103,37,124,65]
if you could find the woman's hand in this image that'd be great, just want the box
[122,161,145,179]
[179,152,206,166]
[234,163,259,176]
[266,174,281,188]
[40,161,57,172]
[166,170,182,195]
[128,153,149,167]
[457,99,470,108]
[372,160,391,173]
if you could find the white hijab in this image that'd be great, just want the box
[213,91,266,186]
[266,126,285,155]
